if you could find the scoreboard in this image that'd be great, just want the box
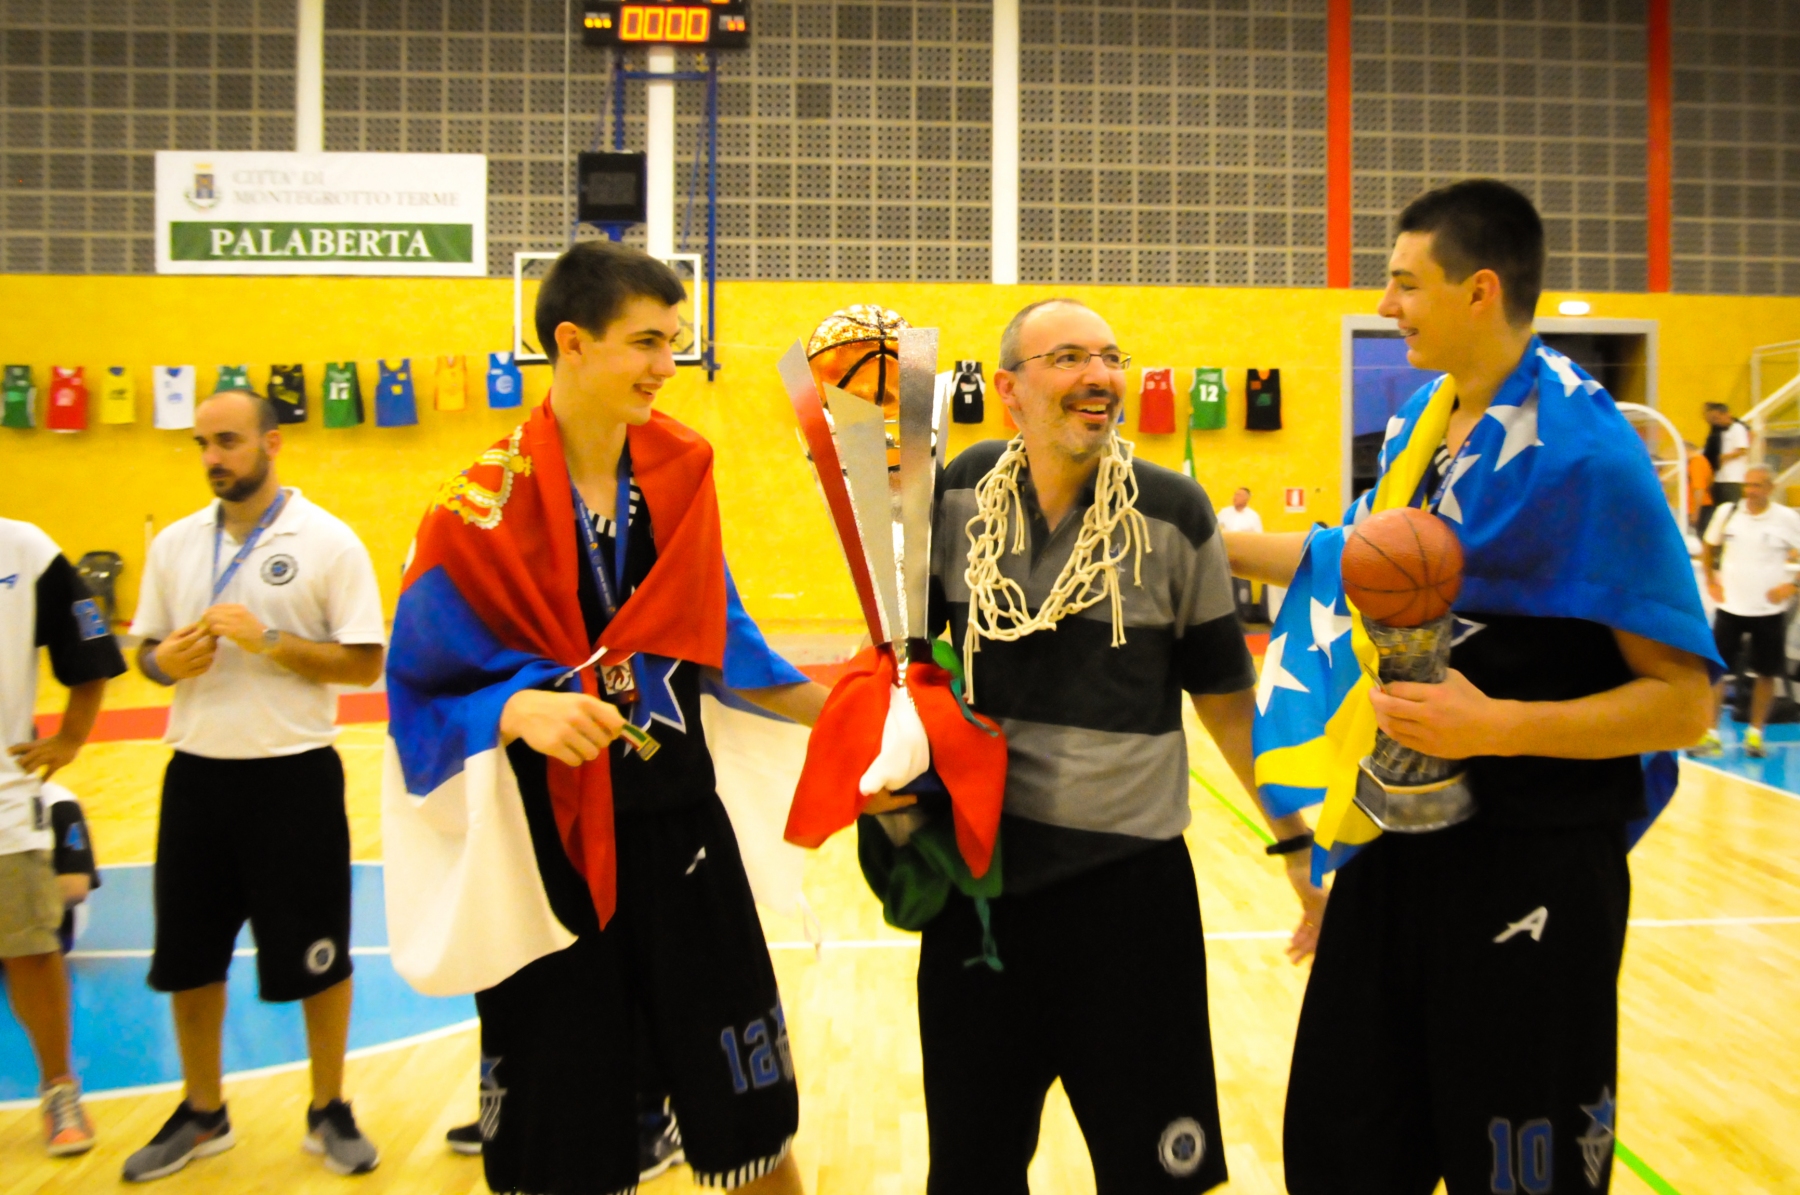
[582,0,751,48]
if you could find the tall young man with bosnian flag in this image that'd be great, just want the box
[1228,181,1717,1193]
[382,242,825,1195]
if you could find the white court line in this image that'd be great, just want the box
[0,1018,479,1111]
[1679,756,1800,803]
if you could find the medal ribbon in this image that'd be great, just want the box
[211,488,290,601]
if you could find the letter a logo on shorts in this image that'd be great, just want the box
[1157,1117,1206,1177]
[1494,906,1549,944]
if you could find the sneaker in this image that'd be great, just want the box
[1690,728,1723,757]
[304,1099,380,1176]
[639,1109,685,1182]
[122,1101,234,1182]
[41,1075,95,1156]
[445,1121,482,1156]
[1745,727,1767,758]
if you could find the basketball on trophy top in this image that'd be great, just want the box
[1340,507,1465,627]
[807,304,910,469]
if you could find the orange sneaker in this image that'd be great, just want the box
[42,1075,96,1156]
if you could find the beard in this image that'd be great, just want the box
[211,452,271,502]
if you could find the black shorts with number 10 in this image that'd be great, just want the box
[475,742,797,1195]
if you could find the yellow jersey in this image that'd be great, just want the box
[98,366,135,424]
[435,356,468,411]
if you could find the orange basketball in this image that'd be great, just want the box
[1340,507,1465,627]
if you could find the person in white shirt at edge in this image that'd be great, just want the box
[1697,463,1800,759]
[1703,401,1751,507]
[123,390,386,1183]
[1215,487,1264,535]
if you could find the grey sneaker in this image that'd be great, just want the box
[122,1101,235,1182]
[304,1099,380,1175]
[639,1108,685,1182]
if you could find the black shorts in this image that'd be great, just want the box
[917,837,1227,1195]
[1713,609,1787,679]
[1284,819,1630,1195]
[475,757,796,1195]
[149,748,353,1003]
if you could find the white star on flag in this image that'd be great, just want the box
[1436,453,1481,523]
[1537,346,1599,396]
[1486,390,1543,470]
[1308,598,1354,665]
[1256,632,1311,714]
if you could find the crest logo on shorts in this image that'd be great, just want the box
[1577,1086,1615,1187]
[1157,1117,1206,1177]
[304,938,337,975]
[261,554,298,585]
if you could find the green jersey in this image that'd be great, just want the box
[1189,367,1226,431]
[323,362,364,428]
[2,365,34,429]
[214,364,251,393]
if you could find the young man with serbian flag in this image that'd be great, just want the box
[1227,181,1718,1194]
[382,242,824,1195]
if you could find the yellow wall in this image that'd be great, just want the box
[3,272,1798,628]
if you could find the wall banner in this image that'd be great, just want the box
[155,152,488,276]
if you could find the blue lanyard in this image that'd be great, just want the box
[211,488,290,602]
[570,462,633,620]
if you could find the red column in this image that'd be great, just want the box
[1646,0,1672,292]
[1326,0,1354,288]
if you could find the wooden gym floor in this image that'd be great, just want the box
[3,667,1796,1194]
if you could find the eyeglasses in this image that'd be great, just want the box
[1006,347,1132,372]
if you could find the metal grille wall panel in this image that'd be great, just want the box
[1019,0,1330,288]
[1670,0,1800,296]
[1,0,298,275]
[1349,0,1649,295]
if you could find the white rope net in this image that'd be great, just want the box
[961,433,1151,700]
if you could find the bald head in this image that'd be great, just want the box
[198,388,279,435]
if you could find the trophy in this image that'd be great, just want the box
[778,313,948,845]
[1339,507,1475,833]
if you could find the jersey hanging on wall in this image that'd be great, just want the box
[1138,367,1176,433]
[268,364,308,424]
[47,367,88,432]
[951,360,985,423]
[152,366,197,430]
[487,351,523,409]
[98,366,135,424]
[435,356,468,411]
[1190,367,1227,431]
[4,365,36,429]
[376,359,419,427]
[214,364,251,394]
[322,362,364,428]
[1245,368,1282,431]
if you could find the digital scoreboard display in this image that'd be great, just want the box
[582,0,750,48]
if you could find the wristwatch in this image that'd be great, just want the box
[261,627,281,652]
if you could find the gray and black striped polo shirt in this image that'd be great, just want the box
[929,439,1256,895]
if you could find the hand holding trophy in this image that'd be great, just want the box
[1340,507,1475,832]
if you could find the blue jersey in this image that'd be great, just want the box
[376,359,419,427]
[487,352,523,410]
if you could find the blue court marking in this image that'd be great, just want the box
[0,863,475,1104]
[1683,716,1800,799]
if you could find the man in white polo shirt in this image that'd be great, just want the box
[1700,463,1800,758]
[124,390,386,1182]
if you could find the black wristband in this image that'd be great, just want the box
[1265,831,1314,856]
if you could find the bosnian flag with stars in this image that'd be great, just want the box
[1252,338,1721,877]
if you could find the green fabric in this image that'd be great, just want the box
[213,364,251,393]
[2,365,33,429]
[1189,367,1226,430]
[857,813,1005,970]
[322,362,363,428]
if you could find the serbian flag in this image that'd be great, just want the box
[785,644,1007,880]
[382,399,794,995]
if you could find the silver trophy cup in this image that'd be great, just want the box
[1353,612,1477,832]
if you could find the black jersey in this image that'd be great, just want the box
[1245,368,1282,430]
[268,364,308,424]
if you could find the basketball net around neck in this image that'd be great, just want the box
[961,433,1151,701]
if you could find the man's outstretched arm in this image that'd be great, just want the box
[1223,531,1311,589]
